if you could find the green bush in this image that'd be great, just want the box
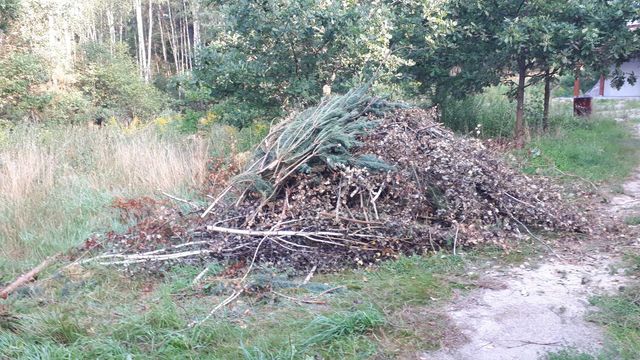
[0,52,51,124]
[42,90,94,125]
[78,43,168,123]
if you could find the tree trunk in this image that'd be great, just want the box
[167,0,180,73]
[543,69,551,132]
[515,55,527,148]
[182,0,192,70]
[134,0,147,80]
[191,0,201,66]
[106,8,116,54]
[146,0,154,81]
[157,3,167,63]
[119,14,124,42]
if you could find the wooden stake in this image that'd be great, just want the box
[0,254,60,299]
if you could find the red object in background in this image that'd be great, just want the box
[599,74,605,96]
[574,96,592,116]
[574,77,581,97]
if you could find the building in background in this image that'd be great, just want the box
[587,58,640,98]
[588,22,640,98]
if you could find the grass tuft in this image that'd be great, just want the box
[301,308,385,347]
[625,216,640,226]
[520,118,640,183]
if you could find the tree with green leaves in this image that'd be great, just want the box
[401,0,640,146]
[193,0,408,127]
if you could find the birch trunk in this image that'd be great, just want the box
[167,0,180,73]
[157,3,167,63]
[134,0,148,81]
[106,8,116,54]
[191,0,201,65]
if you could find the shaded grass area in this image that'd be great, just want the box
[519,118,640,183]
[0,255,480,359]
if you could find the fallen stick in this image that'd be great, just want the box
[80,241,212,264]
[507,213,563,260]
[192,266,211,286]
[159,190,202,210]
[272,290,327,305]
[302,265,317,285]
[206,225,344,238]
[188,289,244,328]
[453,223,459,256]
[205,225,348,247]
[1,254,60,299]
[314,285,346,297]
[94,249,214,266]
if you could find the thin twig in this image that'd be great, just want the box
[508,213,563,260]
[240,236,268,283]
[188,289,244,328]
[314,285,346,297]
[272,291,327,305]
[302,265,317,285]
[192,266,211,286]
[159,190,201,209]
[453,224,459,256]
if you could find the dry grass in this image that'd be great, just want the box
[0,125,212,278]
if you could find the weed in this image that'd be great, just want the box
[580,253,640,360]
[625,216,640,226]
[519,119,640,183]
[0,123,251,278]
[301,308,385,347]
[441,86,515,139]
[545,349,597,360]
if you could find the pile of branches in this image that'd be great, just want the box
[83,88,590,273]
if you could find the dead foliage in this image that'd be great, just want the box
[80,91,591,274]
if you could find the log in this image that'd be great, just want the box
[0,254,60,299]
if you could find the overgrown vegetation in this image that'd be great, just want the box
[0,123,261,279]
[2,0,640,358]
[520,115,640,183]
[0,254,476,359]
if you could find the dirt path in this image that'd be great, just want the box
[422,120,640,360]
[422,255,627,360]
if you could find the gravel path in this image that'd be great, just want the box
[421,113,640,360]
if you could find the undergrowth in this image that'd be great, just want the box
[519,117,640,183]
[0,123,261,279]
[0,255,475,359]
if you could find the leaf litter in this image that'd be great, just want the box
[77,87,595,274]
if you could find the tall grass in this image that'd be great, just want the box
[440,84,556,139]
[440,86,516,138]
[0,125,212,279]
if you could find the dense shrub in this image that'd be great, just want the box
[77,43,168,124]
[0,52,51,124]
[191,0,403,127]
[42,90,94,125]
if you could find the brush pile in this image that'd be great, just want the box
[85,87,589,272]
